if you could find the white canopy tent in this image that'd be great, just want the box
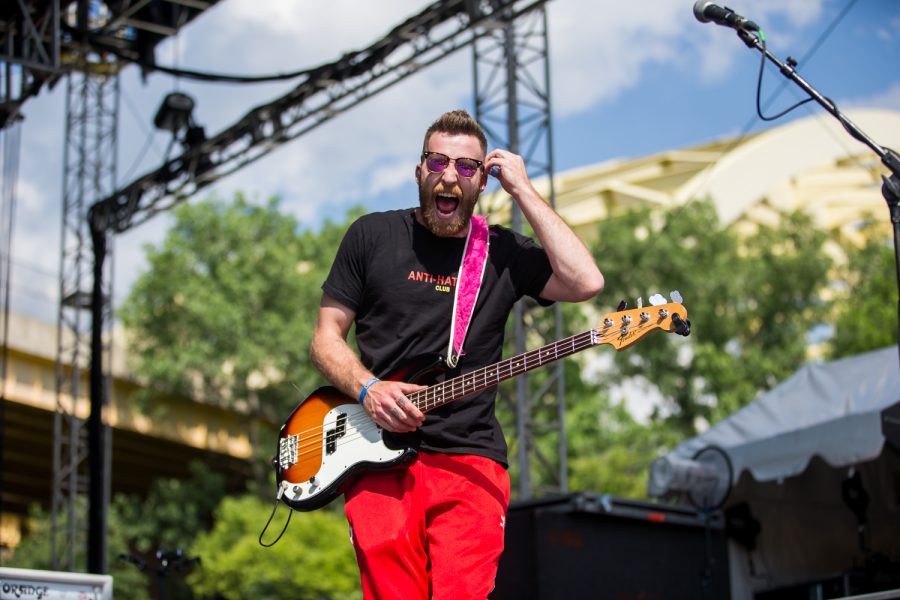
[649,346,900,599]
[655,345,900,488]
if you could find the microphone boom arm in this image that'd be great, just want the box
[736,27,900,368]
[739,30,898,168]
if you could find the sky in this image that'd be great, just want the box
[6,0,900,325]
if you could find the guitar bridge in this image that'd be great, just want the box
[278,434,299,469]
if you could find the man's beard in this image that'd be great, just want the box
[418,183,478,238]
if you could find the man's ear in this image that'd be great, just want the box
[480,170,488,191]
[415,165,422,183]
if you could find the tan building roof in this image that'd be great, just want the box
[482,108,900,247]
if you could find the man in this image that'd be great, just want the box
[310,109,603,599]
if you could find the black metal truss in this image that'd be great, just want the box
[52,64,118,573]
[0,0,218,127]
[88,0,549,234]
[1,0,61,126]
[35,0,215,573]
[52,0,552,572]
[472,6,565,499]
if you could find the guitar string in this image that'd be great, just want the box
[282,312,677,467]
[283,331,601,464]
[281,320,652,466]
[286,346,597,467]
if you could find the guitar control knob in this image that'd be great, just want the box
[309,476,317,485]
[292,485,302,496]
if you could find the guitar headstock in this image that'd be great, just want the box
[596,292,690,351]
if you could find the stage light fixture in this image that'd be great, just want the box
[153,92,195,133]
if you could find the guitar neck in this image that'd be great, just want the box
[410,328,600,413]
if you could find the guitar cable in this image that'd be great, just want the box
[258,487,293,548]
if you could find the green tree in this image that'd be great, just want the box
[8,502,152,600]
[188,495,361,599]
[119,193,360,423]
[110,463,227,598]
[591,199,831,434]
[8,464,226,599]
[119,194,364,488]
[828,219,898,358]
[109,197,373,596]
[115,463,226,556]
[565,389,682,498]
[532,199,834,499]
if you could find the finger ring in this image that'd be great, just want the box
[392,407,404,418]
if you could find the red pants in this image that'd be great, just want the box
[344,452,510,600]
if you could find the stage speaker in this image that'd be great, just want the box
[492,493,730,600]
[883,401,900,453]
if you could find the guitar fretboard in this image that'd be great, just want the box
[409,328,600,413]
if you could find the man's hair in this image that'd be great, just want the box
[422,110,488,155]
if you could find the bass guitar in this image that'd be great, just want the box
[273,295,690,511]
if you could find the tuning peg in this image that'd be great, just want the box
[637,297,643,308]
[672,313,691,336]
[670,290,683,303]
[648,293,667,306]
[617,299,627,311]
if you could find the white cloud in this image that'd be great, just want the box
[10,153,60,290]
[753,0,823,27]
[545,0,828,115]
[193,48,471,219]
[845,82,900,112]
[209,0,425,52]
[547,0,687,114]
[168,0,433,76]
[9,182,61,321]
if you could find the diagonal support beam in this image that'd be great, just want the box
[88,0,550,234]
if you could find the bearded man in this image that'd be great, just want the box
[310,109,603,599]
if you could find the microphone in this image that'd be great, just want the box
[693,1,759,31]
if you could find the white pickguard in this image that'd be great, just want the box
[281,403,406,506]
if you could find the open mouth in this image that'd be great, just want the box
[434,193,460,218]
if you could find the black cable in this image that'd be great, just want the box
[71,0,467,85]
[121,130,158,183]
[672,0,862,203]
[790,0,860,77]
[258,496,292,548]
[122,49,317,83]
[78,28,321,84]
[755,34,816,122]
[0,252,57,278]
[119,77,169,195]
[755,0,859,121]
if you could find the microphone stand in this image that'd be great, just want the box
[734,26,900,367]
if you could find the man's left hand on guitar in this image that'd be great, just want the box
[362,380,427,433]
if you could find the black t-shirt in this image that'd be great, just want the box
[322,208,553,467]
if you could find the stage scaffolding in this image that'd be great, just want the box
[3,0,565,570]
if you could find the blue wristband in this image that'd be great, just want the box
[359,378,380,405]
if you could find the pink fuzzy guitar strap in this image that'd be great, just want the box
[446,215,490,368]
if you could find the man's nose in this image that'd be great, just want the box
[441,163,460,182]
